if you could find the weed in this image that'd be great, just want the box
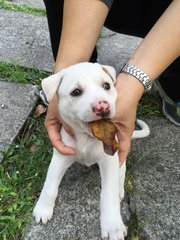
[137,92,162,117]
[0,0,46,16]
[0,61,50,85]
[0,116,51,239]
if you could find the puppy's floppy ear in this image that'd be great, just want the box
[101,65,116,84]
[41,71,64,102]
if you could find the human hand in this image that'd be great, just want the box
[113,72,144,165]
[44,95,76,155]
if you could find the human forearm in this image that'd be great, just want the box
[116,0,180,107]
[127,0,180,81]
[54,0,109,73]
[114,0,180,163]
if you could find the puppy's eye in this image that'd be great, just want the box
[71,88,82,97]
[103,82,111,90]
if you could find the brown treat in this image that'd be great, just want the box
[89,119,119,156]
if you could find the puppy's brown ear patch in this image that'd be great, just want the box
[89,119,119,156]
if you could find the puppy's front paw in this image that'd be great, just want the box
[101,217,127,240]
[33,200,54,224]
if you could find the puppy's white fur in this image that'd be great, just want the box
[33,63,150,240]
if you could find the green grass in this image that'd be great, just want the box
[0,61,50,85]
[0,0,46,16]
[0,61,51,239]
[137,93,162,117]
[0,116,52,240]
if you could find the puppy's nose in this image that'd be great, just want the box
[92,101,110,118]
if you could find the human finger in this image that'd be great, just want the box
[46,123,76,155]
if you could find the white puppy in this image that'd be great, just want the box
[33,62,150,240]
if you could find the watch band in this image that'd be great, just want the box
[121,63,152,92]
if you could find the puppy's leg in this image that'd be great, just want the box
[119,161,126,201]
[33,148,75,224]
[98,155,127,240]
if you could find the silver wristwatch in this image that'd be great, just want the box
[121,63,152,92]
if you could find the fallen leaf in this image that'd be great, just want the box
[33,104,47,118]
[89,119,119,156]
